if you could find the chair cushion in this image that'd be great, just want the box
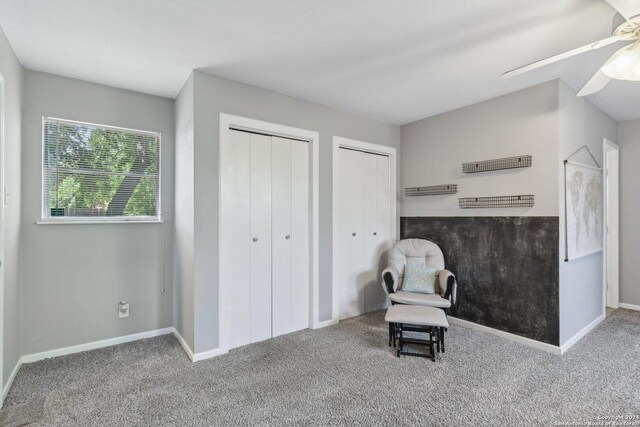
[385,305,449,328]
[389,291,452,308]
[390,239,445,279]
[401,264,437,294]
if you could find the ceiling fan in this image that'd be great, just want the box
[502,0,640,96]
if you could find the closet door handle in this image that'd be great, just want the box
[352,232,356,236]
[285,235,291,240]
[253,237,259,242]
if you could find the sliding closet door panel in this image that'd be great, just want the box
[271,137,293,337]
[222,130,252,349]
[362,153,380,313]
[291,140,310,332]
[250,134,272,344]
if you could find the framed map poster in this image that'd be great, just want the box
[563,160,603,261]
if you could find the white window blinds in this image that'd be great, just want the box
[42,118,161,221]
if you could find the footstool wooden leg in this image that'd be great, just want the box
[430,327,436,361]
[441,327,445,353]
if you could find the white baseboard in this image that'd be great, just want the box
[172,328,195,360]
[559,313,605,354]
[619,302,640,311]
[2,358,22,403]
[171,328,227,362]
[312,318,339,329]
[192,347,227,362]
[448,316,562,355]
[20,327,175,364]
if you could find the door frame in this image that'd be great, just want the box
[603,138,619,314]
[331,136,397,325]
[218,113,320,354]
[0,74,5,403]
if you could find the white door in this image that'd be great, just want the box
[367,155,391,312]
[338,148,391,320]
[221,129,310,349]
[0,76,4,399]
[249,134,272,343]
[272,137,310,336]
[221,130,272,349]
[290,140,310,332]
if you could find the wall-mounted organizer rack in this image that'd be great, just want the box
[404,184,457,196]
[459,195,534,209]
[462,155,532,173]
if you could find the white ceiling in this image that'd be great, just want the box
[0,0,637,124]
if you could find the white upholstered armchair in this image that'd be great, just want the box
[381,239,457,313]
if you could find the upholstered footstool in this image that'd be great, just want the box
[385,305,449,361]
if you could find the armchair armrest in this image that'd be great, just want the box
[381,267,399,295]
[439,269,457,307]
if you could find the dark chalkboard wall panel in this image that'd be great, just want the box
[401,216,559,345]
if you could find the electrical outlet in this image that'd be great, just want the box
[119,301,129,318]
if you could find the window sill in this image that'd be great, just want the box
[36,219,164,225]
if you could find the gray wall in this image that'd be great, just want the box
[174,71,401,353]
[173,74,195,348]
[400,81,561,344]
[20,71,175,355]
[401,80,560,217]
[558,81,617,346]
[0,26,23,389]
[618,118,640,307]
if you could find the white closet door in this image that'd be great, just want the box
[337,148,355,320]
[362,152,380,313]
[249,133,272,344]
[271,137,293,337]
[272,137,310,336]
[339,148,367,319]
[221,130,252,349]
[338,148,391,320]
[290,140,310,332]
[369,155,391,311]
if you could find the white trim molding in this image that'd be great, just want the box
[619,303,640,311]
[172,328,227,362]
[218,113,321,353]
[602,138,620,315]
[2,359,20,403]
[559,314,605,354]
[3,327,175,402]
[332,136,397,324]
[448,317,562,355]
[20,328,174,364]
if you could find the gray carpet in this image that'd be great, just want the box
[2,309,639,426]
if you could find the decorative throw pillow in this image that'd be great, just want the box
[402,264,437,294]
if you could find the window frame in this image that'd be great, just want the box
[39,117,162,224]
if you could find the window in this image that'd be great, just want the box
[42,118,161,222]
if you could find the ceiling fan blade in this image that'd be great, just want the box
[501,36,626,78]
[605,0,640,20]
[577,69,612,97]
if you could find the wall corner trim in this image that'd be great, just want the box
[559,314,605,354]
[2,358,22,405]
[619,303,640,311]
[448,316,562,355]
[172,328,228,362]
